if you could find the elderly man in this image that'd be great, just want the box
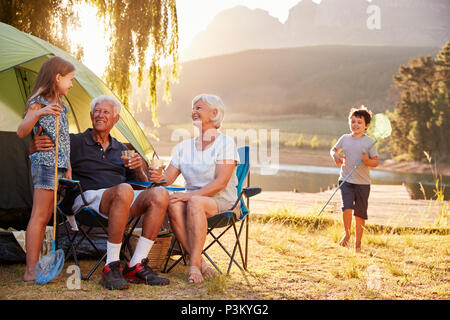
[31,95,169,290]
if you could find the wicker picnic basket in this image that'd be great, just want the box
[129,229,173,271]
[147,232,172,270]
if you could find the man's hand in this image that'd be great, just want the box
[126,153,145,171]
[29,127,54,154]
[123,152,149,181]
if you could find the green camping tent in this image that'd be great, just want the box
[0,22,156,229]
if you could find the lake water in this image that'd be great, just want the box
[250,163,450,200]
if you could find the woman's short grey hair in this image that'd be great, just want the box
[90,95,121,116]
[192,94,225,128]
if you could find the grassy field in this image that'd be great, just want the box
[1,211,448,300]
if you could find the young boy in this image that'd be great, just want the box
[330,106,379,253]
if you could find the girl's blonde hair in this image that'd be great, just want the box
[25,56,75,115]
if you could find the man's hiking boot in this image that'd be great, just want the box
[100,261,129,290]
[123,258,170,286]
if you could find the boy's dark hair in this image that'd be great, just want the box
[348,105,373,126]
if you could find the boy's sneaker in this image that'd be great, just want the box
[123,258,170,286]
[100,261,129,290]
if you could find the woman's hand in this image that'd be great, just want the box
[148,164,180,186]
[169,192,192,204]
[148,165,166,183]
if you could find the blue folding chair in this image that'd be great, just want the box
[162,146,261,275]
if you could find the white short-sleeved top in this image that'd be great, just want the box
[170,133,240,204]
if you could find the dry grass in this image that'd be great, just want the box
[0,214,448,300]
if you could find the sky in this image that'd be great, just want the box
[68,0,304,77]
[176,0,303,51]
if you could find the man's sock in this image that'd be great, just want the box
[106,241,122,266]
[129,236,154,267]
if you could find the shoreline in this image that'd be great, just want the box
[152,141,450,177]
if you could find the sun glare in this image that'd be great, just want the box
[67,1,303,75]
[67,3,108,77]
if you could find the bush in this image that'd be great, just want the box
[297,134,305,148]
[311,136,319,149]
[330,138,337,149]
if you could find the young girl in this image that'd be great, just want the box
[17,56,75,282]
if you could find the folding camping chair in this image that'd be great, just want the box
[56,178,163,280]
[162,146,261,275]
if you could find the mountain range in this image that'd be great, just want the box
[181,0,450,61]
[136,45,440,126]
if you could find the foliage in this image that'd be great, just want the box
[330,138,337,149]
[0,0,179,127]
[423,151,449,228]
[92,0,179,127]
[0,0,83,59]
[310,135,319,149]
[387,42,450,163]
[297,134,305,148]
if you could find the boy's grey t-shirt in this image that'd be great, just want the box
[333,134,378,185]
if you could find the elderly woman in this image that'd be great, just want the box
[149,94,240,284]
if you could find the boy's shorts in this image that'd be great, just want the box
[31,163,66,190]
[339,181,370,220]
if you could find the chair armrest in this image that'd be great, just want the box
[163,186,186,191]
[243,187,262,198]
[230,186,262,211]
[59,178,81,190]
[127,180,167,190]
[58,178,88,206]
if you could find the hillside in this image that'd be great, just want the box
[182,0,450,61]
[133,45,439,127]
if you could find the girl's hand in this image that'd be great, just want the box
[169,192,191,204]
[37,104,62,117]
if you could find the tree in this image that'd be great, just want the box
[387,42,450,163]
[0,0,83,59]
[0,0,179,127]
